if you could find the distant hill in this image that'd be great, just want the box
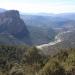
[0,10,32,45]
[21,13,75,28]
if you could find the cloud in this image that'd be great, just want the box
[0,0,75,13]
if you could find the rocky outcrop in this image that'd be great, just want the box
[0,10,32,45]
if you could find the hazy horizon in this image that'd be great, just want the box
[0,0,75,14]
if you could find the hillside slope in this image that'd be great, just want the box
[0,10,32,45]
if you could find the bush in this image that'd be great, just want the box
[38,61,66,75]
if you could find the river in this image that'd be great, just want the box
[36,30,73,49]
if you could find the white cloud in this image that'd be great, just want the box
[0,1,75,13]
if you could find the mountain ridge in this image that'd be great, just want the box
[0,10,32,45]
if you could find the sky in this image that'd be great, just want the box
[0,0,75,13]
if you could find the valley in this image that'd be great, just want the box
[36,28,75,49]
[0,8,75,75]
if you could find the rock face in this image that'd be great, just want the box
[0,10,32,45]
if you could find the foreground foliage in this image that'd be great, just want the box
[0,45,75,75]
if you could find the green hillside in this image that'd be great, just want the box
[27,26,56,45]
